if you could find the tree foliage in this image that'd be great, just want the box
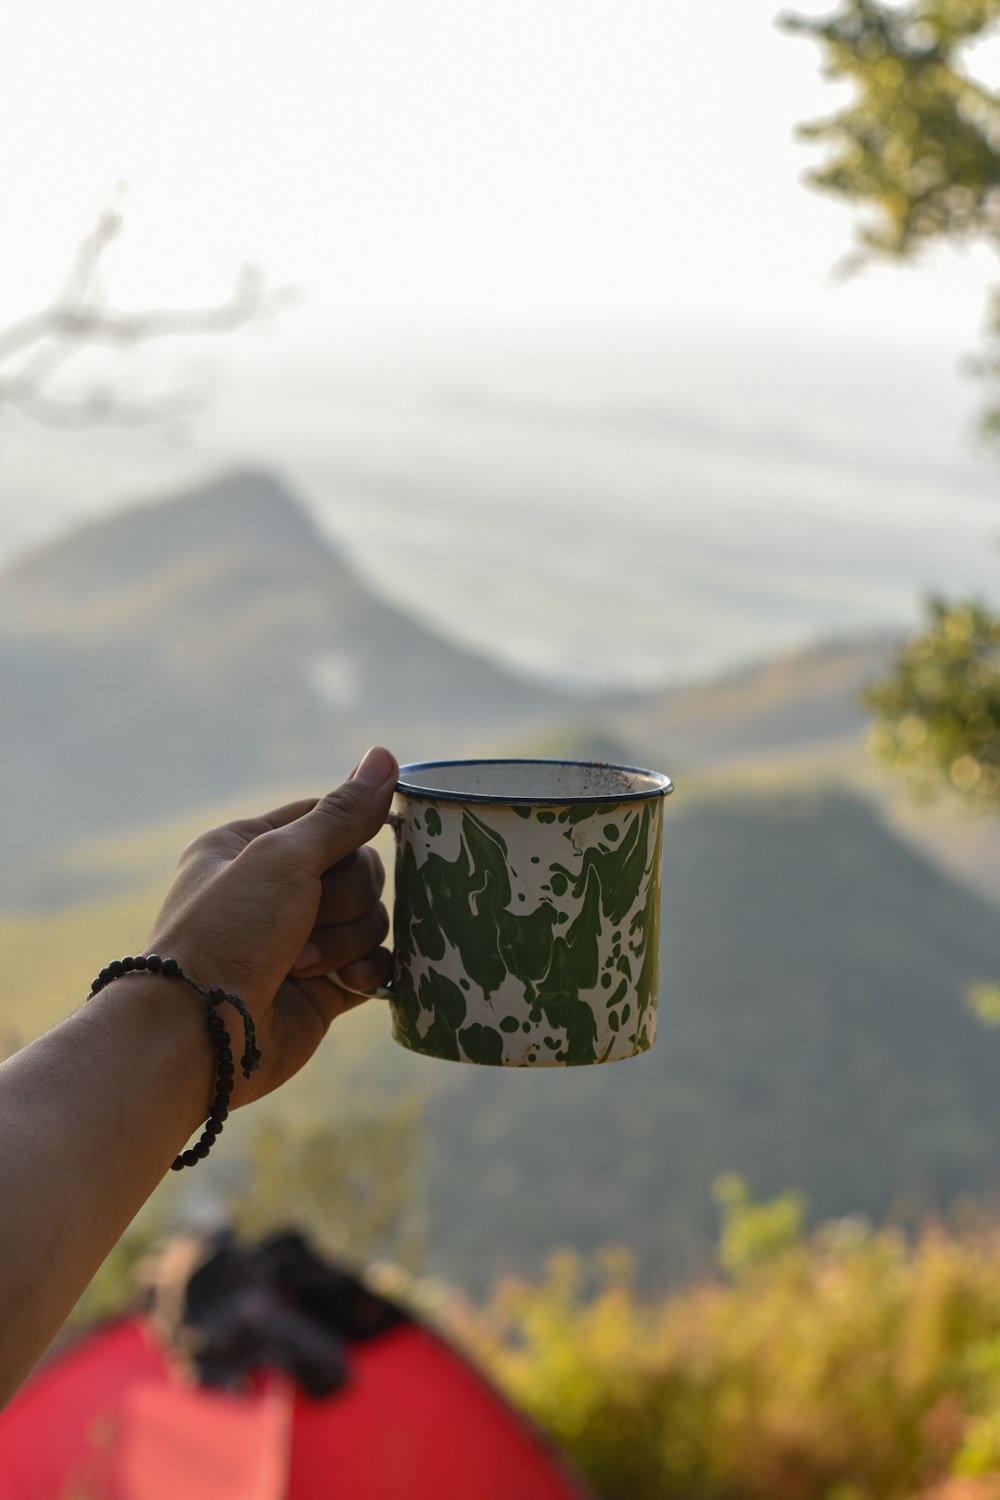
[785,1,1000,813]
[782,0,1000,434]
[866,597,1000,809]
[0,201,289,430]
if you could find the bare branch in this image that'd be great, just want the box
[0,206,295,430]
[58,203,123,306]
[0,312,62,364]
[8,385,204,429]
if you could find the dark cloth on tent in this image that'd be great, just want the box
[1,1230,594,1499]
[142,1230,409,1398]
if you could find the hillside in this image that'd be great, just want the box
[8,468,997,910]
[409,782,1000,1285]
[0,470,579,908]
[622,635,1000,907]
[4,468,1000,1291]
[622,634,891,772]
[4,779,998,1290]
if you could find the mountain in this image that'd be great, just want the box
[0,470,578,908]
[5,466,1000,1291]
[623,634,1000,907]
[620,634,891,772]
[279,778,1000,1289]
[5,774,999,1292]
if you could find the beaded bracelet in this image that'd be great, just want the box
[87,955,262,1171]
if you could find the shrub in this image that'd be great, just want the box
[450,1186,1000,1500]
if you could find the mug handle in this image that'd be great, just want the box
[334,976,394,1000]
[332,809,402,1001]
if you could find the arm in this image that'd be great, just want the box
[0,745,398,1407]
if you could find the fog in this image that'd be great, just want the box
[1,316,995,690]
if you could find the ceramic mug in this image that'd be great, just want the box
[384,758,673,1067]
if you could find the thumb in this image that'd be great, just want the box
[285,747,399,874]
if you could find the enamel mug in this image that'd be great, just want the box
[386,758,673,1067]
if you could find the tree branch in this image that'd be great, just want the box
[0,206,294,429]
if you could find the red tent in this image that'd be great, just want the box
[0,1234,590,1500]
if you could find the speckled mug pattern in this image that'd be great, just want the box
[389,791,664,1067]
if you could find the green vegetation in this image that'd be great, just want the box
[68,1102,427,1329]
[0,881,163,1053]
[413,783,1000,1291]
[67,1183,1000,1500]
[786,1,1000,813]
[227,1104,426,1273]
[11,777,1000,1298]
[867,599,1000,811]
[783,0,1000,437]
[456,1186,1000,1500]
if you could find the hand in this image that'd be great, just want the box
[146,745,398,1105]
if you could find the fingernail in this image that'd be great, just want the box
[292,941,322,971]
[351,746,396,788]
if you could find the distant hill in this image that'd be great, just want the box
[409,781,1000,1286]
[0,470,578,908]
[4,779,999,1292]
[4,466,1000,1292]
[622,634,892,773]
[622,635,1000,908]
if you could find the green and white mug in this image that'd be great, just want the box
[386,758,673,1067]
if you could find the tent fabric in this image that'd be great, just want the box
[0,1317,292,1500]
[0,1271,590,1498]
[286,1321,585,1500]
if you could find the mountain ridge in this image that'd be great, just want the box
[6,775,1000,1290]
[0,469,574,908]
[4,466,1000,1287]
[0,470,335,624]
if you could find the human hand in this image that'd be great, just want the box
[145,746,399,1105]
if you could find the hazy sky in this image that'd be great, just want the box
[1,2,998,686]
[1,0,996,340]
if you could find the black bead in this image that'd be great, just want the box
[89,961,263,1169]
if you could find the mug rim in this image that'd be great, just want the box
[395,757,674,807]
